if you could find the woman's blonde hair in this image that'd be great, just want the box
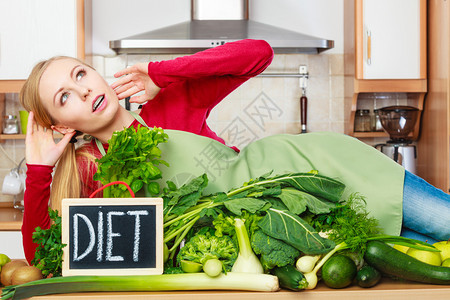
[20,56,97,212]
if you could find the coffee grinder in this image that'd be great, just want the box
[375,106,419,174]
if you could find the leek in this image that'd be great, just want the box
[1,273,279,300]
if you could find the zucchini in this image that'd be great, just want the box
[364,240,450,285]
[356,265,381,288]
[271,265,308,291]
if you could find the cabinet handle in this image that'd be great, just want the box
[367,30,372,65]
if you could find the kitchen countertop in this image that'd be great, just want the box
[3,279,449,299]
[0,204,23,231]
[0,206,448,299]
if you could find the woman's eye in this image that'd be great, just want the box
[61,92,69,105]
[76,69,86,80]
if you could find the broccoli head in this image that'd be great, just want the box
[177,232,238,271]
[251,229,300,270]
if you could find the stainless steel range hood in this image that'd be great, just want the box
[110,0,334,54]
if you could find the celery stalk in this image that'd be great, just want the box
[2,273,279,300]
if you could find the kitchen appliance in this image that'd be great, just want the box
[375,106,419,174]
[110,0,334,54]
[1,157,26,210]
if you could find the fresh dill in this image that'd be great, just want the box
[310,193,382,254]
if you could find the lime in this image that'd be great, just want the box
[0,254,11,267]
[442,258,450,267]
[321,254,357,288]
[406,248,441,266]
[432,241,450,261]
[180,260,203,273]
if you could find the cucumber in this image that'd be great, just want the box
[271,265,308,291]
[356,265,381,288]
[364,240,450,285]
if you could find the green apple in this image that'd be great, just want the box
[442,258,450,267]
[432,241,450,261]
[0,253,11,267]
[406,248,441,266]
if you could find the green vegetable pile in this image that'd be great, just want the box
[93,125,168,197]
[162,170,443,291]
[12,127,448,300]
[163,171,343,270]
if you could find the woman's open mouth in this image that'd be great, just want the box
[92,95,106,112]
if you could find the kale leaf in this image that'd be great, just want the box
[251,230,300,270]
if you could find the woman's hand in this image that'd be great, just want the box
[25,111,75,166]
[111,63,161,104]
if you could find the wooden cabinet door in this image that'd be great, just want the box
[359,0,423,79]
[0,0,78,80]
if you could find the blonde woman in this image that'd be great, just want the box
[20,39,274,264]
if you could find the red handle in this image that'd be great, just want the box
[300,95,308,133]
[89,181,135,198]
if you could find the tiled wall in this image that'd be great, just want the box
[96,52,347,149]
[0,52,346,201]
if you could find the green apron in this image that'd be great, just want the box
[157,130,405,236]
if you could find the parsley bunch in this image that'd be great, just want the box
[31,209,66,277]
[94,126,169,197]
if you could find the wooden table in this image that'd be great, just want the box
[5,279,448,300]
[0,205,448,299]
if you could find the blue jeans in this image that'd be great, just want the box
[401,170,450,243]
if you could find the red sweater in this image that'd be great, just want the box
[21,39,273,264]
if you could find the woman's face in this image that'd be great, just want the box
[39,58,120,135]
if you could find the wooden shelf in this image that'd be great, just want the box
[352,131,389,138]
[0,133,63,141]
[0,80,25,93]
[0,134,27,140]
[354,79,427,93]
[348,92,425,140]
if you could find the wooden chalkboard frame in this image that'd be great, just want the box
[61,197,163,276]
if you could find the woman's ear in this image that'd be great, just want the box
[51,125,75,135]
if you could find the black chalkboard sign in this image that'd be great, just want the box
[61,198,163,276]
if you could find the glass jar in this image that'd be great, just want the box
[354,109,371,132]
[3,115,20,134]
[373,109,384,132]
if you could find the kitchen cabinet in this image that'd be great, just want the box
[359,0,424,80]
[0,0,85,140]
[417,0,450,193]
[0,0,86,93]
[344,0,427,139]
